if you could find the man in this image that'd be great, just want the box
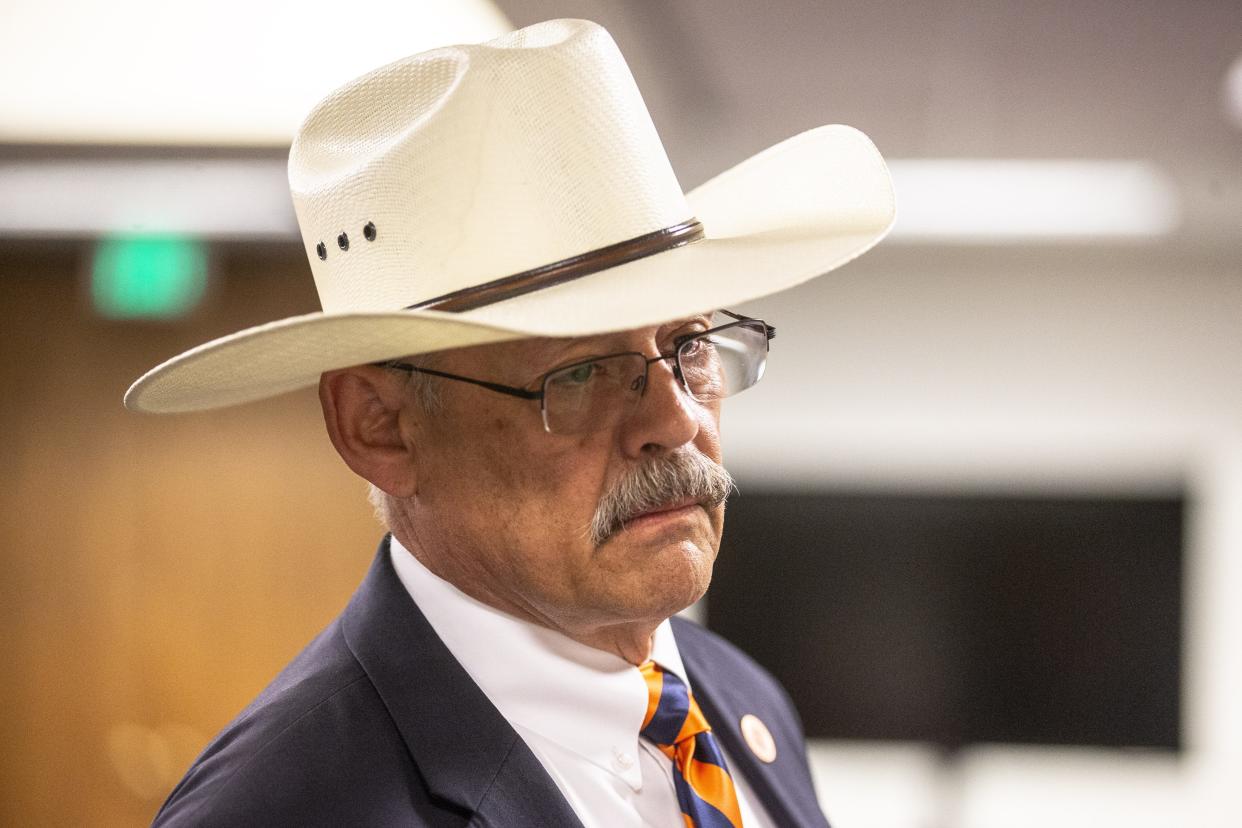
[127,18,894,827]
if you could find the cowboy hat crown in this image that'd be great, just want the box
[294,19,691,315]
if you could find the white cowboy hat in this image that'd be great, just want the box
[124,18,895,414]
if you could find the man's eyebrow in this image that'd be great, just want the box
[657,313,714,339]
[510,337,611,385]
[535,336,627,370]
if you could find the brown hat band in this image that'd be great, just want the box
[407,219,705,313]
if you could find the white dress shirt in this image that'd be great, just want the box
[389,537,774,827]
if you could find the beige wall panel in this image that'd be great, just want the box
[0,246,380,825]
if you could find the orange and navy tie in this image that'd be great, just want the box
[640,660,743,828]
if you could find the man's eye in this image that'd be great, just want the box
[680,337,709,358]
[558,363,596,385]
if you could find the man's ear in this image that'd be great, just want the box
[319,366,418,498]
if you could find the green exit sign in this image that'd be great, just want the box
[92,235,207,319]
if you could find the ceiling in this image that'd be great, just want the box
[1,0,1238,250]
[497,0,1242,248]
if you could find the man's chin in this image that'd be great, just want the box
[595,525,718,606]
[588,569,711,629]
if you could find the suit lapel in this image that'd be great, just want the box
[675,618,828,828]
[341,538,583,827]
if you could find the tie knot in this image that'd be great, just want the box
[637,661,745,827]
[639,660,711,747]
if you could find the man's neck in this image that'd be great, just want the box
[389,525,658,665]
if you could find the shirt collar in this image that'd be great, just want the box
[388,535,693,788]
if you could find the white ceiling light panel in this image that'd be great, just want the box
[886,159,1181,242]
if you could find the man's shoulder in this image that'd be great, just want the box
[670,614,806,736]
[670,614,788,696]
[152,618,435,827]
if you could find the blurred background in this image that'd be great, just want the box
[1,0,1239,825]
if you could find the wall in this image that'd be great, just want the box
[724,241,1242,827]
[0,244,379,825]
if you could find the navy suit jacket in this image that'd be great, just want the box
[153,538,829,827]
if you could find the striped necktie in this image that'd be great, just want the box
[640,660,743,828]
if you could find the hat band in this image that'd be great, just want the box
[407,219,704,313]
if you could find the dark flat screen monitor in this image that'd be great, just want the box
[707,491,1183,750]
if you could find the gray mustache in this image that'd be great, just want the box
[587,448,735,546]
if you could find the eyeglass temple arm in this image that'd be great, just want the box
[378,362,543,400]
[378,310,771,398]
[719,308,776,340]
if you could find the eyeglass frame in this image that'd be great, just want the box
[375,309,776,433]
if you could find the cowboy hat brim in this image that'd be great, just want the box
[125,125,894,413]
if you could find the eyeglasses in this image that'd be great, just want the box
[379,310,775,435]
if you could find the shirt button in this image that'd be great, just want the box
[612,748,635,770]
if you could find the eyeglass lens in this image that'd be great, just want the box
[540,320,769,434]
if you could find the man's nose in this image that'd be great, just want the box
[618,357,700,457]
